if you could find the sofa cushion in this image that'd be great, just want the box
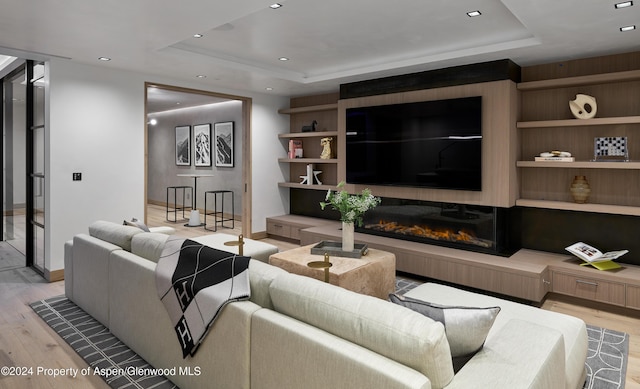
[269,273,454,388]
[131,232,170,262]
[389,293,500,371]
[89,220,143,251]
[247,260,288,309]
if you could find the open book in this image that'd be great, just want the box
[565,242,627,270]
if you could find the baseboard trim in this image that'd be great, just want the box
[250,231,268,240]
[46,269,64,282]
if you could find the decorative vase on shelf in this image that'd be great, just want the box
[342,221,355,252]
[570,175,591,203]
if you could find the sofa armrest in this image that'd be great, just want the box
[64,240,73,300]
[445,319,565,389]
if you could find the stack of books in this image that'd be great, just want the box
[288,139,303,159]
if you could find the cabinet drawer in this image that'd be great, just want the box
[552,272,625,306]
[290,226,303,241]
[626,285,640,310]
[266,221,291,238]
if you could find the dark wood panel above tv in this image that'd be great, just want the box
[340,59,521,99]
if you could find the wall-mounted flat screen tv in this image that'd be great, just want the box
[346,96,482,191]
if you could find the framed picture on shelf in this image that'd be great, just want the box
[594,136,629,162]
[193,123,212,167]
[175,125,191,166]
[214,121,234,167]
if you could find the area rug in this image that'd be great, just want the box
[32,295,629,389]
[30,296,177,389]
[585,325,629,389]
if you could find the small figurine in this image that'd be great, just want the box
[320,137,333,159]
[302,120,318,132]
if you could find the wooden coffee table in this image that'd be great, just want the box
[268,244,396,299]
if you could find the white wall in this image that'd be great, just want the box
[46,59,290,273]
[250,95,290,232]
[48,60,146,272]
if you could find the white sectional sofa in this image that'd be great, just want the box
[64,221,587,389]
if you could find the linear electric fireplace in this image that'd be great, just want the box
[358,197,518,256]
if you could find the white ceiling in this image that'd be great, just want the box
[1,0,639,101]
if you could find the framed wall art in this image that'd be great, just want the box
[193,123,212,167]
[175,125,191,166]
[214,121,234,167]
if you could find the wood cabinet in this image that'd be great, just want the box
[517,69,640,216]
[266,215,337,242]
[552,271,626,306]
[298,222,552,302]
[277,93,339,191]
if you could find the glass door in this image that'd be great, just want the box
[27,60,46,272]
[2,65,27,257]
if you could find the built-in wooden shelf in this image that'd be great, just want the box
[278,131,338,139]
[516,161,640,169]
[278,182,335,190]
[515,199,640,216]
[278,103,338,115]
[517,69,640,91]
[517,116,640,129]
[278,158,338,164]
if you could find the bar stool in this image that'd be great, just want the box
[204,190,234,231]
[166,186,193,222]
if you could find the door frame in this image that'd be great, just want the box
[143,82,253,237]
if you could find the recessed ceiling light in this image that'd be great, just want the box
[615,1,633,9]
[265,87,274,91]
[279,57,289,61]
[270,3,282,9]
[620,25,636,31]
[467,10,482,17]
[196,75,207,78]
[193,33,204,38]
[98,57,111,61]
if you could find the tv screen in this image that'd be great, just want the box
[346,96,482,191]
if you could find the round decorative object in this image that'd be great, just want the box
[569,94,597,119]
[570,175,591,203]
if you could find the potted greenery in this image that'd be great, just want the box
[320,182,381,252]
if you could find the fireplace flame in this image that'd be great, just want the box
[367,220,492,248]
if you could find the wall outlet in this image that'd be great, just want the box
[186,192,191,200]
[72,173,82,181]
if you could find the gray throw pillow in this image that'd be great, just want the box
[389,293,500,371]
[123,218,150,232]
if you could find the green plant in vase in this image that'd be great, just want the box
[320,181,381,252]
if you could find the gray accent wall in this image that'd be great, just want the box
[147,100,243,217]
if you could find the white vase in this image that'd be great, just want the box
[342,221,354,252]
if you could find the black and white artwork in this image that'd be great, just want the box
[193,123,212,167]
[594,136,629,161]
[214,121,234,167]
[175,125,191,166]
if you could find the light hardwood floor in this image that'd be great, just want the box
[1,204,639,388]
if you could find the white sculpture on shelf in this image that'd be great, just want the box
[300,164,323,185]
[569,94,597,119]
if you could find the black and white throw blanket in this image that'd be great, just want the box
[156,236,251,358]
